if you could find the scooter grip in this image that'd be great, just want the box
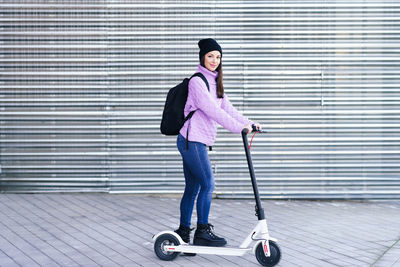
[252,124,265,133]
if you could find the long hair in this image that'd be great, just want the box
[200,56,224,98]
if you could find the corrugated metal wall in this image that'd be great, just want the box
[1,1,399,199]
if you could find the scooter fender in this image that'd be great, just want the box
[252,237,278,256]
[152,230,186,245]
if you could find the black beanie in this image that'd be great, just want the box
[198,38,222,60]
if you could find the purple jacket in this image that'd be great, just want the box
[180,64,252,146]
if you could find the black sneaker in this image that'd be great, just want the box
[193,223,227,247]
[174,225,192,243]
[174,225,196,256]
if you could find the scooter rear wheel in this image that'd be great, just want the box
[154,233,180,261]
[255,240,281,266]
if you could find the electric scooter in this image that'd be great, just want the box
[153,127,281,266]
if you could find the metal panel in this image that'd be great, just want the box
[0,0,399,198]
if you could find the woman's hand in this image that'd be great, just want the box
[253,122,262,131]
[242,124,253,134]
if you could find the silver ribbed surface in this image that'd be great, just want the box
[1,1,399,198]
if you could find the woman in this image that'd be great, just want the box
[175,38,261,247]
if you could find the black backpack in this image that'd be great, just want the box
[160,73,209,135]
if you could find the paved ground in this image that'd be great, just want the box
[0,194,399,267]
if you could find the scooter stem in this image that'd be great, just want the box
[242,129,265,220]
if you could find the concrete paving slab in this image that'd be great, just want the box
[0,194,399,266]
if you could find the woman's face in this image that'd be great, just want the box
[204,50,221,72]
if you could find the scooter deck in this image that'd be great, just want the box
[164,244,251,256]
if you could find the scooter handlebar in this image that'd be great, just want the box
[242,125,264,135]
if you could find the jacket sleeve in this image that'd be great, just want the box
[221,93,253,126]
[189,77,244,133]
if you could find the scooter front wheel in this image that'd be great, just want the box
[154,233,180,261]
[255,240,281,266]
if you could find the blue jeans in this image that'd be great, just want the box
[177,134,215,227]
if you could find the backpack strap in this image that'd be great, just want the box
[184,72,210,149]
[191,72,209,91]
[183,73,209,123]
